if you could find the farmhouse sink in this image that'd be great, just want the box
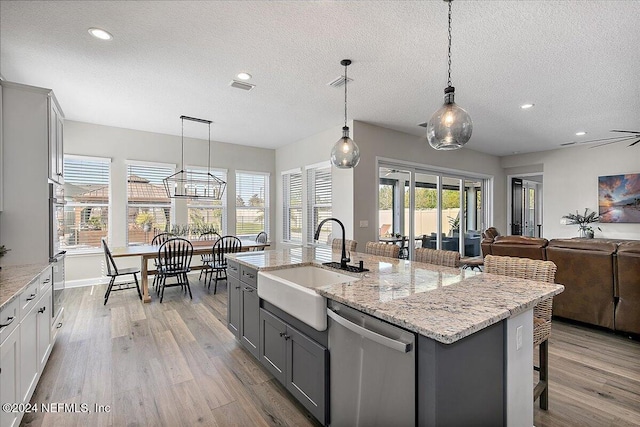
[258,266,359,331]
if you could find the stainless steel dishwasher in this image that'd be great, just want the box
[327,300,416,427]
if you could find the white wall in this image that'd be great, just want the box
[275,122,354,246]
[351,121,506,246]
[64,120,275,284]
[274,120,506,250]
[502,143,640,239]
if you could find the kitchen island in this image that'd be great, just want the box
[226,247,564,427]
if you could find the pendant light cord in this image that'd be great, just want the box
[344,62,348,128]
[181,116,185,171]
[447,0,452,88]
[207,122,211,173]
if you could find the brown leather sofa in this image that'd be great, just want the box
[479,233,639,335]
[490,235,548,260]
[615,241,640,335]
[545,239,618,330]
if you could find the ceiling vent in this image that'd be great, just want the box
[327,75,353,88]
[417,121,428,128]
[229,80,255,91]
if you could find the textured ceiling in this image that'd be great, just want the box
[1,1,639,156]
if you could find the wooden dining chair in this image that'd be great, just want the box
[365,241,400,258]
[156,238,193,303]
[151,232,175,291]
[483,254,557,410]
[101,238,142,305]
[198,231,221,280]
[414,248,461,267]
[252,231,268,251]
[203,235,242,294]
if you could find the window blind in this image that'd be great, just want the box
[126,162,174,245]
[186,167,227,235]
[282,171,302,241]
[62,155,110,252]
[307,166,332,244]
[236,172,269,237]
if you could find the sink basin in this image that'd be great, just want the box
[258,266,359,331]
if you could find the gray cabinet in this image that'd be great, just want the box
[227,275,241,338]
[240,283,259,358]
[259,308,328,425]
[259,308,287,383]
[227,260,260,358]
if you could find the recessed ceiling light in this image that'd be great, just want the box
[237,72,252,80]
[520,103,534,109]
[575,131,587,136]
[88,28,113,40]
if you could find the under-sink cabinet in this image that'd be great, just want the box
[259,308,328,425]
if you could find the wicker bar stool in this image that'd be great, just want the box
[365,241,400,258]
[331,238,357,253]
[414,248,461,267]
[484,254,557,410]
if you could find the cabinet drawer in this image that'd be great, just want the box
[0,297,20,344]
[40,266,53,291]
[20,280,40,318]
[227,260,240,278]
[240,265,258,288]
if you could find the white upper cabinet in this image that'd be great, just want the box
[48,97,64,183]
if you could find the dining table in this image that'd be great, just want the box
[110,239,270,302]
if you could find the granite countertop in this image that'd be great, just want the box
[227,247,564,344]
[0,263,51,309]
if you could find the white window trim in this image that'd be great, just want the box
[185,165,228,235]
[126,160,175,245]
[235,171,270,237]
[62,155,112,254]
[306,163,332,245]
[282,170,303,243]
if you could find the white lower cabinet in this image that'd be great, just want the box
[0,269,55,427]
[19,301,38,404]
[0,327,20,427]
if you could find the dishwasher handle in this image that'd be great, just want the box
[328,308,412,353]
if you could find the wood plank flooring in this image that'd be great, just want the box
[20,276,640,426]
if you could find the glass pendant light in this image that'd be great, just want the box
[331,59,361,168]
[427,0,473,150]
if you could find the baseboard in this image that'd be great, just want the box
[65,278,110,288]
[65,272,203,289]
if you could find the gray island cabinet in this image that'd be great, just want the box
[226,248,563,427]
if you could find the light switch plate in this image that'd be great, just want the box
[359,220,369,228]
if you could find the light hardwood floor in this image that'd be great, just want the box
[21,277,640,427]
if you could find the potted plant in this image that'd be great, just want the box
[135,211,154,232]
[0,245,10,269]
[562,208,601,238]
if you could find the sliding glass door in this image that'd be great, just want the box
[378,162,487,259]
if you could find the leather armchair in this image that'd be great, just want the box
[490,236,548,260]
[615,241,640,335]
[546,239,618,329]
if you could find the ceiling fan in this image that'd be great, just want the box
[560,130,640,149]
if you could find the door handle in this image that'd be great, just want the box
[0,316,16,328]
[26,293,37,301]
[327,308,412,353]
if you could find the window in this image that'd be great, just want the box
[62,155,110,252]
[307,165,332,244]
[236,171,269,238]
[187,167,227,235]
[282,170,302,242]
[127,161,174,245]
